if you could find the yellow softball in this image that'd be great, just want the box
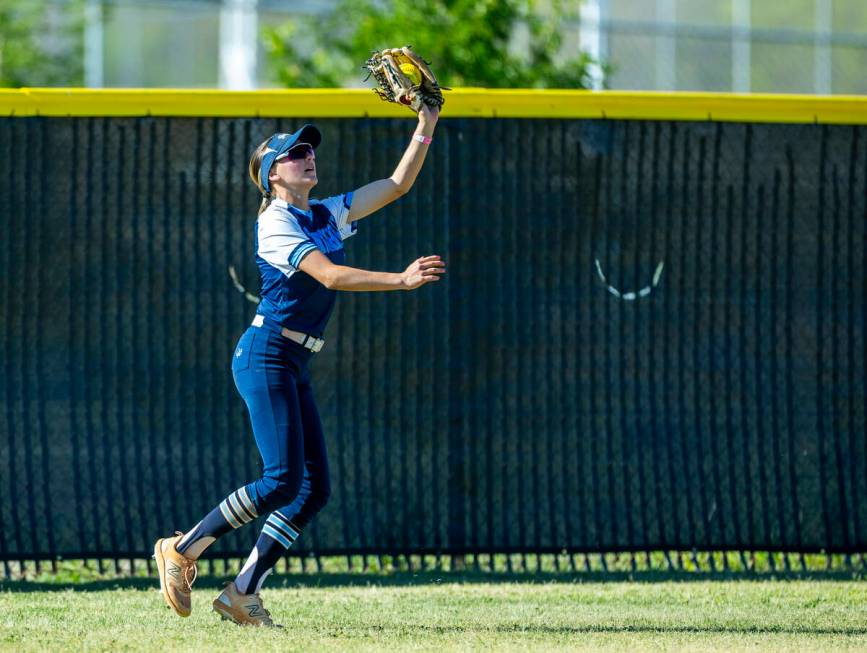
[399,62,422,86]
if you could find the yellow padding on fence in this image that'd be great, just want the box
[1,88,866,124]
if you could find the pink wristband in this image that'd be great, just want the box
[413,134,433,145]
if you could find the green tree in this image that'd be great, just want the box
[0,1,85,87]
[264,0,607,89]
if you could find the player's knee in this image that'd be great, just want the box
[257,474,302,512]
[308,478,331,513]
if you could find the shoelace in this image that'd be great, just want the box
[173,531,198,593]
[182,563,198,593]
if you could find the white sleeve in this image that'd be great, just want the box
[317,192,357,241]
[257,211,318,275]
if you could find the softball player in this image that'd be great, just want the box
[154,104,443,626]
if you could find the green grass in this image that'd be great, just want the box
[2,565,867,652]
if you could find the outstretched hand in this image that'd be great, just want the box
[401,255,446,289]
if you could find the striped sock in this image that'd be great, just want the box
[176,486,258,559]
[234,512,300,595]
[218,486,259,529]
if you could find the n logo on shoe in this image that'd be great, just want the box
[166,561,181,580]
[246,603,263,618]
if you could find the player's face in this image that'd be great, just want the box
[270,143,317,190]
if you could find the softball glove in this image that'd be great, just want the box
[364,46,446,112]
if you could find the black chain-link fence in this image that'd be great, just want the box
[0,116,865,569]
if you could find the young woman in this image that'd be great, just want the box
[154,105,444,626]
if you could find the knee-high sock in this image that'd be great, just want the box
[176,486,258,560]
[234,512,300,595]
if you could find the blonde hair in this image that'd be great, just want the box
[248,138,273,216]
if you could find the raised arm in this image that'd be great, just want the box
[347,104,439,222]
[299,249,445,292]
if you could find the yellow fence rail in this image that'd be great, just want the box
[0,88,865,124]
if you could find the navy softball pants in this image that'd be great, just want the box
[231,318,331,533]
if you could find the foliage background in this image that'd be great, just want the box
[0,0,85,87]
[263,0,605,89]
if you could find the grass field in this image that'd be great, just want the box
[2,562,867,652]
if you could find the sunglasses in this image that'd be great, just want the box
[275,143,314,162]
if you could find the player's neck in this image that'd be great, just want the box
[275,187,310,212]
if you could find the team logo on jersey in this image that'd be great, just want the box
[304,217,344,254]
[235,347,243,358]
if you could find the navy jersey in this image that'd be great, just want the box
[254,193,356,336]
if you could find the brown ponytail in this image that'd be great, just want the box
[248,138,274,216]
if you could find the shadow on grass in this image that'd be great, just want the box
[411,623,867,636]
[1,568,864,593]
